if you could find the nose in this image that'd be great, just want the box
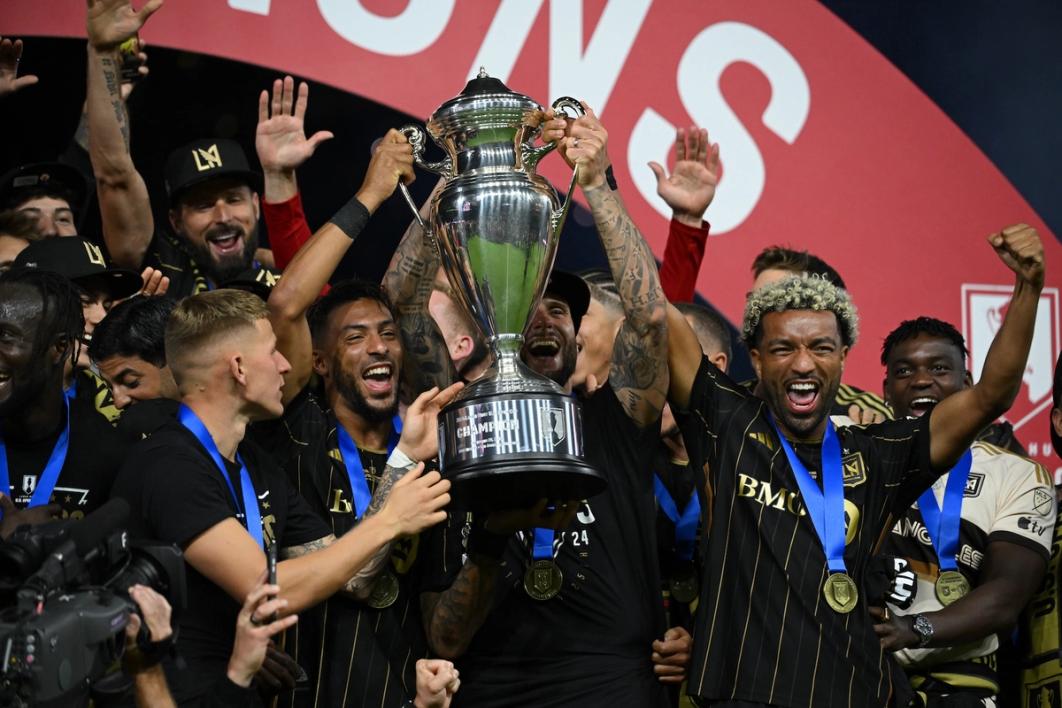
[911,367,934,388]
[275,350,292,375]
[791,347,815,375]
[113,388,132,410]
[211,200,232,223]
[84,301,107,331]
[35,213,58,237]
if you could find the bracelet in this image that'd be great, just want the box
[605,165,618,191]
[328,196,370,240]
[468,517,509,559]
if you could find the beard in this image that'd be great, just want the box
[545,340,578,388]
[186,222,259,285]
[333,354,398,424]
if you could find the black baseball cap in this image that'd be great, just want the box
[165,138,263,206]
[220,267,281,302]
[13,237,142,301]
[0,162,87,212]
[544,270,590,333]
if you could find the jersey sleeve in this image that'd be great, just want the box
[659,217,709,302]
[986,449,1056,561]
[676,355,756,471]
[261,191,312,272]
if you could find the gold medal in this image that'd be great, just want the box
[823,572,859,614]
[367,568,400,609]
[934,570,969,606]
[669,564,700,605]
[523,559,563,601]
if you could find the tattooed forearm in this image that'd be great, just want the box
[74,104,91,152]
[98,54,130,148]
[583,185,668,422]
[279,534,335,560]
[341,462,411,598]
[421,558,503,659]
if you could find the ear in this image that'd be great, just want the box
[839,345,849,370]
[50,334,70,366]
[710,352,728,374]
[229,353,247,387]
[312,348,328,378]
[749,347,762,381]
[453,334,473,360]
[881,376,889,406]
[251,192,261,221]
[963,370,974,388]
[1052,407,1062,438]
[168,208,182,235]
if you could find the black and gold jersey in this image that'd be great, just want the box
[741,377,894,421]
[251,388,422,708]
[680,356,940,708]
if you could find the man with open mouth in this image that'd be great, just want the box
[667,224,1045,708]
[871,316,1053,706]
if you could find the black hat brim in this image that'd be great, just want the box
[168,169,264,207]
[73,269,143,302]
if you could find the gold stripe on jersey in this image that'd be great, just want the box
[836,383,894,419]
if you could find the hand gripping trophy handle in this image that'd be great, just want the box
[395,124,452,248]
[521,96,585,237]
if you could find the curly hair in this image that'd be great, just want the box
[742,273,858,348]
[880,316,967,366]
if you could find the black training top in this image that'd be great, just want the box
[252,388,426,708]
[112,421,329,704]
[421,382,669,708]
[4,389,126,519]
[679,356,939,708]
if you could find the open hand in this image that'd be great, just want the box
[397,382,464,462]
[649,127,720,227]
[0,38,39,98]
[86,0,163,51]
[256,76,333,175]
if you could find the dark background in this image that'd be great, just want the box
[3,2,1060,380]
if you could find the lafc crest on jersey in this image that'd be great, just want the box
[842,451,867,488]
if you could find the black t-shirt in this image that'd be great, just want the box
[3,390,126,519]
[251,389,424,708]
[420,383,669,708]
[111,421,329,704]
[679,356,939,708]
[114,398,180,443]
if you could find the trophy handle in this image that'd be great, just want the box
[545,97,586,235]
[397,124,451,248]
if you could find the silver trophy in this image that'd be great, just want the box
[398,69,605,509]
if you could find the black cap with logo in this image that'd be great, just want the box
[0,162,88,212]
[13,237,142,301]
[165,138,263,207]
[544,270,591,334]
[220,266,281,302]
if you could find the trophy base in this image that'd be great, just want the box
[438,384,606,511]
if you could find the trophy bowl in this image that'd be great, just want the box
[399,70,606,511]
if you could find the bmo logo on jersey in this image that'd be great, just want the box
[962,285,1060,436]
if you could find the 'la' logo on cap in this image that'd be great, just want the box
[83,241,106,266]
[192,144,223,172]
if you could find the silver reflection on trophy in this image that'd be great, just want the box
[398,69,604,509]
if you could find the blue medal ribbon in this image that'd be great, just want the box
[917,449,973,572]
[64,377,78,401]
[532,527,555,560]
[0,397,71,518]
[770,417,848,574]
[178,404,264,549]
[654,474,700,562]
[335,415,403,519]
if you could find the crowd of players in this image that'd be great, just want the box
[1,2,1061,707]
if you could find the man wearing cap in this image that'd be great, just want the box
[0,266,128,533]
[0,210,40,272]
[84,0,278,298]
[416,104,675,707]
[0,161,86,238]
[13,236,143,424]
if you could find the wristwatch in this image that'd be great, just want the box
[910,614,934,648]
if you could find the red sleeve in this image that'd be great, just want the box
[262,192,312,272]
[659,217,709,302]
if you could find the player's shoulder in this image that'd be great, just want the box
[971,440,1052,485]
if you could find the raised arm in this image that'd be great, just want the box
[929,224,1045,469]
[254,76,332,270]
[561,104,668,425]
[0,37,39,98]
[651,127,719,302]
[84,0,160,269]
[267,129,412,404]
[666,303,705,410]
[381,177,457,394]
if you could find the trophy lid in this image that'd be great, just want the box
[427,68,545,140]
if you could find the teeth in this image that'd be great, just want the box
[788,382,817,391]
[365,366,391,377]
[0,373,9,382]
[912,397,937,405]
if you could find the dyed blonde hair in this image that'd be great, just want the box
[742,273,858,348]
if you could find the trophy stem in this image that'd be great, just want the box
[490,333,525,381]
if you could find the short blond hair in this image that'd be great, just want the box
[743,274,858,348]
[165,289,268,384]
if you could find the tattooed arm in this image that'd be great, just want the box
[565,105,668,426]
[85,0,161,270]
[381,178,458,395]
[420,552,505,660]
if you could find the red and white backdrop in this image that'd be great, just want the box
[5,0,1061,474]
